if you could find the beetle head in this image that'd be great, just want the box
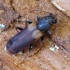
[37,14,57,31]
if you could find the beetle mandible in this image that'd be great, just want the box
[6,14,57,54]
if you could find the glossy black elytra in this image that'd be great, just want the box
[6,14,57,54]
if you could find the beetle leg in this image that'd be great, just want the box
[46,30,52,39]
[16,27,23,31]
[29,44,33,51]
[47,30,52,35]
[15,20,32,32]
[20,51,30,63]
[15,20,28,32]
[20,45,33,63]
[37,15,40,21]
[26,20,32,24]
[16,27,23,32]
[22,50,24,53]
[41,36,44,42]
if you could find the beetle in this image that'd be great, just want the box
[6,14,57,54]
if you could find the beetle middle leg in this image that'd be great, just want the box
[28,36,44,56]
[24,37,44,57]
[33,36,44,54]
[29,36,44,54]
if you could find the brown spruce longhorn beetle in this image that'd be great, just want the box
[6,14,57,54]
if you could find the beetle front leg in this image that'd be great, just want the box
[37,15,41,21]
